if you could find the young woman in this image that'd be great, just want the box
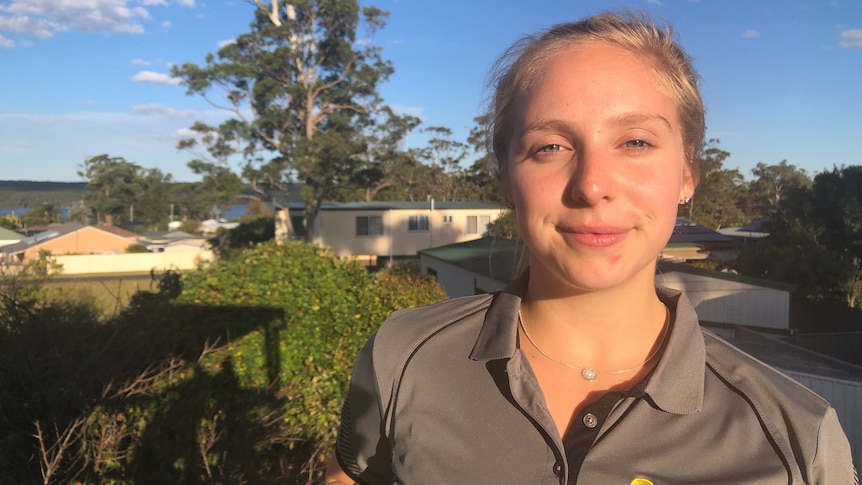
[326,12,855,485]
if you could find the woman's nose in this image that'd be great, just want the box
[567,148,616,206]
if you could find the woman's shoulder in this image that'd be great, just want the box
[701,329,831,419]
[373,293,496,350]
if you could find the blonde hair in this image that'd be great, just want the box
[487,10,705,194]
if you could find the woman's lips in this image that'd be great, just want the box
[557,225,630,248]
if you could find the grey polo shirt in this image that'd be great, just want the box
[336,283,856,484]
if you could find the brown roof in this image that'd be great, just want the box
[93,224,139,239]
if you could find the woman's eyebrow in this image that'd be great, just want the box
[612,112,672,130]
[518,119,574,138]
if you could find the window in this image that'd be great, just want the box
[408,215,429,232]
[442,214,453,224]
[466,215,492,235]
[356,215,384,236]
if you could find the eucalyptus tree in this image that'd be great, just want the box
[680,139,747,229]
[78,155,143,226]
[348,107,422,202]
[748,160,812,220]
[463,113,501,203]
[172,0,393,242]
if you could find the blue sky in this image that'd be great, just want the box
[1,0,860,183]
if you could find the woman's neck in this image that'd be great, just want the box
[519,265,668,370]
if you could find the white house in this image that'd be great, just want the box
[286,201,506,265]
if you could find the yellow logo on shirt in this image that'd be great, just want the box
[630,479,654,485]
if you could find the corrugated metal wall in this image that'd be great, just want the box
[782,370,862,470]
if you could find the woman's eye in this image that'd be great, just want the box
[538,144,563,153]
[624,139,650,149]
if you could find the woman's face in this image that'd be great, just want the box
[505,42,694,293]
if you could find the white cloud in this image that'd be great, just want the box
[0,14,65,38]
[839,29,862,48]
[390,104,425,119]
[646,0,664,5]
[131,58,150,65]
[741,29,760,38]
[0,0,175,44]
[217,38,235,48]
[0,33,13,47]
[178,0,196,7]
[162,20,171,28]
[132,70,181,85]
[132,103,196,117]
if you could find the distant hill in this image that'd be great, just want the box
[0,180,86,209]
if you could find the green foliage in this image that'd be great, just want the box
[682,140,748,229]
[125,243,150,253]
[0,213,22,230]
[20,201,63,226]
[0,241,446,483]
[172,0,394,242]
[732,165,862,308]
[486,209,519,239]
[0,250,63,332]
[210,215,276,260]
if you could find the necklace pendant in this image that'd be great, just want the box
[581,368,598,381]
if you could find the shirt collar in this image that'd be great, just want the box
[470,277,705,415]
[647,286,706,415]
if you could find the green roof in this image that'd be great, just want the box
[0,226,23,241]
[419,237,523,283]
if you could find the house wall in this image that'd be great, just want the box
[656,271,789,330]
[52,250,214,275]
[317,208,505,259]
[782,370,862,469]
[23,226,134,261]
[420,257,506,297]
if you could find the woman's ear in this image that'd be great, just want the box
[680,147,697,202]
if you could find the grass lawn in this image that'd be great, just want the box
[42,275,156,319]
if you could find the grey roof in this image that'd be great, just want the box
[669,218,740,247]
[657,262,796,292]
[725,327,862,382]
[1,222,85,254]
[140,230,199,241]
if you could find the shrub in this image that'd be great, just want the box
[0,241,447,483]
[125,243,150,253]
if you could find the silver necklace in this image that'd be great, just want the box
[517,306,670,382]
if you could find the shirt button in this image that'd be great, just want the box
[583,413,598,428]
[553,462,563,477]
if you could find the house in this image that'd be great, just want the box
[139,230,206,252]
[286,200,506,266]
[661,218,741,262]
[719,220,770,242]
[0,226,24,248]
[1,223,137,266]
[418,236,862,467]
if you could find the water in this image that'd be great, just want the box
[0,206,249,222]
[0,207,72,219]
